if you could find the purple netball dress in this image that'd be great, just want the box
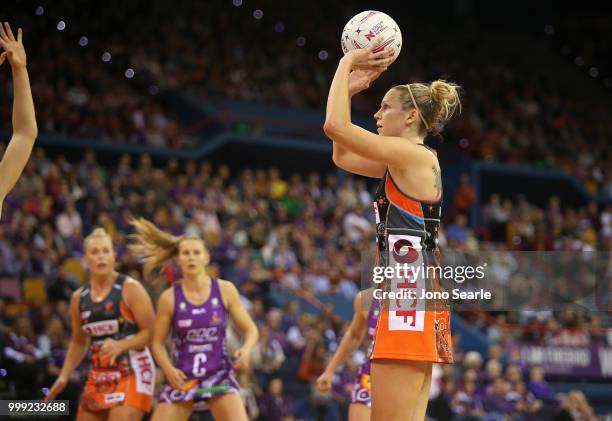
[351,299,380,407]
[158,278,239,411]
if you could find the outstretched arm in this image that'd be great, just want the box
[151,288,189,390]
[332,70,387,178]
[316,292,368,392]
[222,280,259,370]
[44,289,90,400]
[324,46,431,169]
[0,23,37,201]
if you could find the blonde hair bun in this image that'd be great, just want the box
[430,80,462,121]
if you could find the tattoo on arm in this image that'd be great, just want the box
[433,166,442,197]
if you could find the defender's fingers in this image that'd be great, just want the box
[0,23,7,41]
[4,23,15,41]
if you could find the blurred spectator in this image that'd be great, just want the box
[257,377,294,421]
[452,174,476,218]
[450,379,484,420]
[482,378,515,419]
[428,377,455,421]
[252,325,286,379]
[446,214,470,248]
[3,316,46,398]
[527,366,558,404]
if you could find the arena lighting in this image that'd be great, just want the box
[274,22,285,33]
[78,36,88,47]
[35,6,44,16]
[318,50,329,60]
[101,52,111,62]
[296,36,306,47]
[232,0,243,6]
[253,9,263,19]
[56,21,66,31]
[588,67,599,78]
[125,68,135,79]
[574,56,584,66]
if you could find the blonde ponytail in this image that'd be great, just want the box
[128,218,182,282]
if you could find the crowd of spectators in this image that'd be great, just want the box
[1,1,610,195]
[448,174,611,252]
[0,148,609,419]
[428,346,599,421]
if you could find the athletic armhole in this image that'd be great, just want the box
[217,279,232,311]
[118,274,133,309]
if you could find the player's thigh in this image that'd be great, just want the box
[208,393,248,421]
[411,362,432,421]
[370,359,430,421]
[150,402,193,421]
[108,405,147,421]
[76,409,108,421]
[348,402,371,421]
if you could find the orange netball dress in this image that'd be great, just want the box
[370,145,453,364]
[78,274,155,412]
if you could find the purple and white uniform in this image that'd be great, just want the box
[158,278,239,411]
[351,298,380,407]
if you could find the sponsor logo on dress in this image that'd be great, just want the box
[387,234,425,332]
[81,310,91,319]
[211,312,222,325]
[82,320,119,336]
[186,327,218,342]
[192,307,206,315]
[188,344,213,353]
[92,371,121,383]
[179,302,187,311]
[104,392,125,404]
[129,348,155,395]
[178,319,193,328]
[104,301,114,314]
[211,298,219,307]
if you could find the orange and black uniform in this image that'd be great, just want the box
[78,274,154,412]
[371,145,453,364]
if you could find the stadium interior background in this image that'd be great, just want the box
[0,0,610,419]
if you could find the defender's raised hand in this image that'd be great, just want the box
[0,22,27,68]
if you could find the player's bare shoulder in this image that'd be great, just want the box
[217,279,239,307]
[157,285,175,313]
